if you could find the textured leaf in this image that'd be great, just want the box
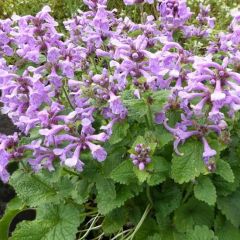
[174,198,214,232]
[171,140,206,184]
[10,203,83,240]
[9,169,76,206]
[71,179,94,205]
[10,170,56,207]
[102,207,126,234]
[155,184,182,218]
[194,176,217,205]
[215,159,234,183]
[147,156,170,186]
[186,225,218,240]
[213,175,239,196]
[217,189,240,227]
[109,121,129,145]
[110,160,136,184]
[216,220,240,240]
[123,98,147,120]
[97,183,142,215]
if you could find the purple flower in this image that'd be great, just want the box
[86,142,107,162]
[130,144,151,170]
[202,137,216,165]
[0,149,10,183]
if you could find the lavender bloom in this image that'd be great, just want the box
[202,137,216,167]
[130,144,151,170]
[123,0,154,5]
[158,0,192,30]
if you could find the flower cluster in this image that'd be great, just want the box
[130,144,151,170]
[0,0,240,182]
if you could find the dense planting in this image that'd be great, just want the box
[1,0,240,239]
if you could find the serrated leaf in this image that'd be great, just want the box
[174,198,214,232]
[110,160,136,184]
[171,140,206,184]
[71,179,94,205]
[10,203,84,240]
[216,220,240,240]
[186,225,218,240]
[213,175,239,196]
[147,156,170,186]
[123,98,147,120]
[217,189,240,227]
[109,121,129,145]
[155,184,182,218]
[194,176,216,205]
[10,170,56,207]
[134,167,150,183]
[96,177,116,200]
[102,207,126,234]
[216,159,234,183]
[97,183,142,215]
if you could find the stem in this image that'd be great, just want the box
[140,4,144,24]
[63,167,82,177]
[182,182,194,203]
[90,56,98,73]
[79,214,100,240]
[110,229,132,240]
[147,104,154,130]
[146,185,153,207]
[152,0,159,20]
[126,204,151,240]
[63,84,74,110]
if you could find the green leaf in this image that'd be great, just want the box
[109,121,129,145]
[155,184,182,218]
[10,203,84,240]
[134,167,150,183]
[215,159,234,183]
[213,175,239,196]
[150,90,170,114]
[102,207,126,234]
[71,179,94,205]
[174,198,214,232]
[186,225,218,240]
[96,177,116,201]
[154,126,173,148]
[147,156,170,186]
[194,176,217,205]
[123,98,147,121]
[171,139,206,184]
[216,220,240,240]
[10,170,56,207]
[217,189,240,227]
[0,197,25,240]
[147,234,162,240]
[110,160,136,184]
[97,183,142,215]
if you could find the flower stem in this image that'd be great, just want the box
[126,204,151,240]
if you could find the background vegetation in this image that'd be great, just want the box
[0,0,239,29]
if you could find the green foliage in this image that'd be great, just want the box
[217,189,240,228]
[10,203,83,240]
[194,176,217,206]
[0,197,25,240]
[174,198,214,232]
[171,139,206,184]
[186,225,218,240]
